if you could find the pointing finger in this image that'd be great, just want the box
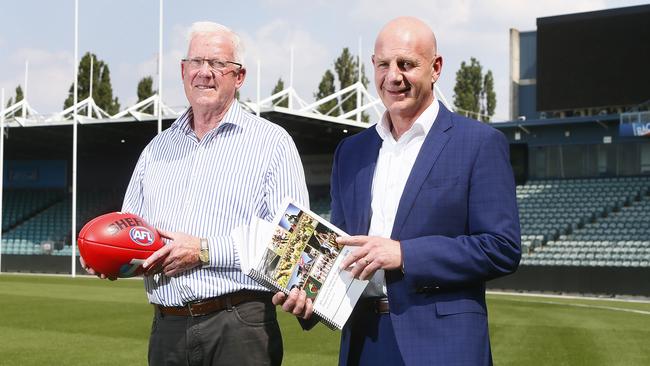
[144,244,172,268]
[336,236,368,246]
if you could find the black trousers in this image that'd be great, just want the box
[148,298,283,366]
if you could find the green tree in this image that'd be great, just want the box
[313,47,370,122]
[271,77,288,107]
[14,85,23,104]
[14,85,24,117]
[482,70,496,122]
[314,70,338,116]
[334,48,356,108]
[64,52,120,115]
[5,85,24,116]
[334,48,370,121]
[453,57,496,122]
[136,76,155,114]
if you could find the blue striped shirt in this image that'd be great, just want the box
[122,101,309,306]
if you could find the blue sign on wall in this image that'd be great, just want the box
[3,160,67,188]
[619,122,650,137]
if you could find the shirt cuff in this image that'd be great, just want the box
[205,235,240,269]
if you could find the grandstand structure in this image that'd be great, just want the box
[1,4,649,296]
[0,64,452,270]
[488,4,650,296]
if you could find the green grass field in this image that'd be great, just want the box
[1,274,649,366]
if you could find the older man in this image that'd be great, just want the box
[83,21,307,366]
[276,17,520,365]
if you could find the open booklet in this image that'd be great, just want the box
[233,198,368,330]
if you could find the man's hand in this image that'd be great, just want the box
[143,230,202,277]
[338,236,402,280]
[272,288,314,320]
[79,255,117,281]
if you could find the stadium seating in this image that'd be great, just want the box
[2,177,648,268]
[519,176,650,267]
[3,190,327,256]
[310,197,331,221]
[1,189,122,256]
[2,189,65,231]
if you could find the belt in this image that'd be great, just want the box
[359,297,390,314]
[155,290,271,317]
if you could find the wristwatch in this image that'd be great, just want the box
[199,238,210,267]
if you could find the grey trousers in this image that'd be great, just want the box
[148,298,283,366]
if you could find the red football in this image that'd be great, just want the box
[78,212,164,278]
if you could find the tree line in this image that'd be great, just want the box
[5,51,496,122]
[271,47,370,121]
[270,49,496,122]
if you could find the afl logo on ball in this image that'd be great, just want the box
[129,227,155,246]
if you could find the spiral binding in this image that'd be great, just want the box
[249,270,339,330]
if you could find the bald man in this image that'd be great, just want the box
[275,17,520,365]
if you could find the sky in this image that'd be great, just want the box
[1,0,648,122]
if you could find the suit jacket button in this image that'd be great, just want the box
[416,285,440,293]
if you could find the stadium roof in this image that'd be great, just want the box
[495,113,621,128]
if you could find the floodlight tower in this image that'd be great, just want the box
[71,0,79,277]
[157,0,163,133]
[0,88,4,273]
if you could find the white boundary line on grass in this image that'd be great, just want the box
[488,291,650,316]
[3,273,650,315]
[0,272,141,280]
[488,290,650,303]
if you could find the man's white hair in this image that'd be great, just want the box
[186,21,245,64]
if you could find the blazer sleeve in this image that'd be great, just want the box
[400,128,521,289]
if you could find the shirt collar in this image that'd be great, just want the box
[375,99,439,142]
[171,99,244,137]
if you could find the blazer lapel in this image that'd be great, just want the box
[391,104,453,239]
[353,131,382,235]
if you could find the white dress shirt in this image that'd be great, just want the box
[122,101,309,306]
[363,99,440,297]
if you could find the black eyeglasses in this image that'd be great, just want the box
[182,58,243,72]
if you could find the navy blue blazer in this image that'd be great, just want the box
[331,104,521,365]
